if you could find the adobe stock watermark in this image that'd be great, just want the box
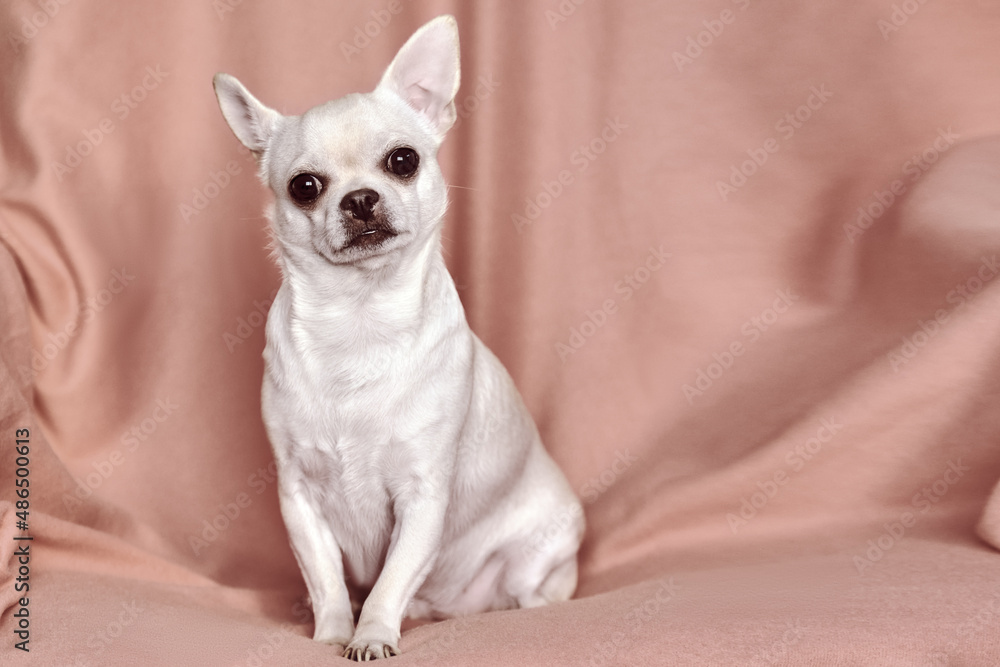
[239,623,302,667]
[52,65,169,181]
[587,578,679,667]
[852,459,969,575]
[843,127,960,243]
[188,460,280,555]
[213,0,244,21]
[61,397,179,513]
[877,0,932,40]
[887,255,998,372]
[16,268,136,385]
[236,599,311,666]
[425,413,508,492]
[460,411,510,458]
[716,84,832,201]
[750,620,807,665]
[421,616,473,662]
[179,159,245,223]
[7,0,72,53]
[682,287,799,404]
[521,448,637,560]
[63,600,145,666]
[554,245,669,362]
[224,288,278,353]
[672,0,753,72]
[726,417,844,534]
[544,0,590,30]
[339,0,408,63]
[580,449,639,503]
[927,588,1000,666]
[512,116,628,234]
[451,73,500,131]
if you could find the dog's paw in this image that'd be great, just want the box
[314,633,352,648]
[343,639,399,661]
[313,620,354,647]
[343,621,400,661]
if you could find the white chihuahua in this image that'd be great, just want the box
[213,15,583,661]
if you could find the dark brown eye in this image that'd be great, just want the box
[288,173,322,204]
[386,147,419,178]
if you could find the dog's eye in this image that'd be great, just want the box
[386,147,419,178]
[288,173,322,204]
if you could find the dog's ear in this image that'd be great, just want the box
[377,15,460,140]
[213,73,282,154]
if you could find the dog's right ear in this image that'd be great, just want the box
[213,73,282,154]
[377,15,460,141]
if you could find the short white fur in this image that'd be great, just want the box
[213,15,583,661]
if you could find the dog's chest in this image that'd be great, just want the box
[289,437,396,587]
[263,285,467,586]
[274,360,418,587]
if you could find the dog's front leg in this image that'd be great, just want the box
[278,483,355,646]
[344,494,446,660]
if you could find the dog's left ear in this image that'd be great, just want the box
[213,73,283,155]
[377,15,460,141]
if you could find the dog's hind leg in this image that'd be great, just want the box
[517,555,579,608]
[510,548,580,608]
[503,502,583,609]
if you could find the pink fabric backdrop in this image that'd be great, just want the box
[2,0,1000,664]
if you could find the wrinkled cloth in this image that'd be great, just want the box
[2,1,1000,664]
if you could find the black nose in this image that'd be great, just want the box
[340,188,380,223]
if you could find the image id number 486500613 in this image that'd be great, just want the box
[13,427,32,652]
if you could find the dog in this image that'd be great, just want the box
[213,15,584,661]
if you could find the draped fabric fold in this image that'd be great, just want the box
[2,1,1000,664]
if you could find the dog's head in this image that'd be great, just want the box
[213,15,460,269]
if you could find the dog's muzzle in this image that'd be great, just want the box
[340,188,397,250]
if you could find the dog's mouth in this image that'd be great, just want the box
[343,226,398,251]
